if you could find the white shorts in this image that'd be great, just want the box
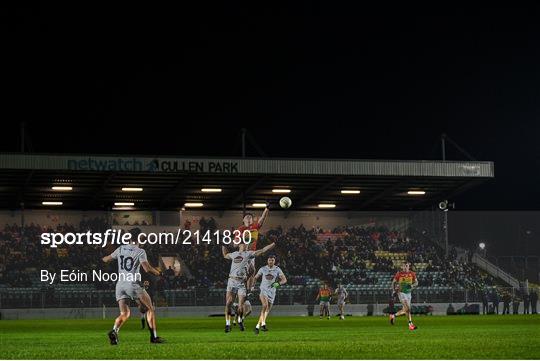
[260,287,277,304]
[337,299,346,307]
[116,282,144,302]
[227,278,247,297]
[398,292,412,306]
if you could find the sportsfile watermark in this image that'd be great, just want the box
[40,229,252,248]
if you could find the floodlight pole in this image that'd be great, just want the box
[441,133,446,161]
[241,128,247,214]
[20,122,26,153]
[441,134,449,256]
[443,209,449,257]
[241,128,247,158]
[440,133,477,161]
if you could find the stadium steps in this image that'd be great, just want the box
[472,253,519,287]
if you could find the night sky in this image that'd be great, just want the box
[3,3,540,211]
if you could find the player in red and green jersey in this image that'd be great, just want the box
[390,263,418,330]
[316,284,333,319]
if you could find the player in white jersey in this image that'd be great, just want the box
[334,283,348,320]
[253,254,287,334]
[102,237,164,345]
[222,241,275,332]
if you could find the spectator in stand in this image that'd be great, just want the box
[490,290,500,314]
[522,292,530,314]
[164,266,175,287]
[530,288,538,314]
[481,290,489,315]
[0,220,495,296]
[512,294,521,315]
[502,292,511,315]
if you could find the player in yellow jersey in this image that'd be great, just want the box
[316,284,332,319]
[236,207,269,296]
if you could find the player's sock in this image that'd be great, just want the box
[113,325,119,333]
[148,326,157,339]
[237,315,245,331]
[226,319,231,326]
[256,322,260,329]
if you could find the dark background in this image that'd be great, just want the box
[2,3,540,214]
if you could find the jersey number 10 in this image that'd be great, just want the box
[119,256,134,271]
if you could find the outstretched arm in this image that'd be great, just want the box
[254,242,275,257]
[141,261,162,277]
[222,246,230,259]
[102,247,119,263]
[257,207,269,227]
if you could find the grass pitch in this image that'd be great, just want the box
[1,315,539,359]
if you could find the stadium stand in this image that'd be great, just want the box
[0,214,510,309]
[1,154,529,314]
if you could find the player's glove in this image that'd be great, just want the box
[271,282,280,289]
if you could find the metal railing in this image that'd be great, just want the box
[0,286,532,309]
[472,253,520,288]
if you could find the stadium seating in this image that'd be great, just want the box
[0,220,504,308]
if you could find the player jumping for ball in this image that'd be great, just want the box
[223,241,275,332]
[102,237,164,344]
[236,207,269,297]
[335,282,348,320]
[316,284,332,319]
[390,262,418,330]
[253,254,287,334]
